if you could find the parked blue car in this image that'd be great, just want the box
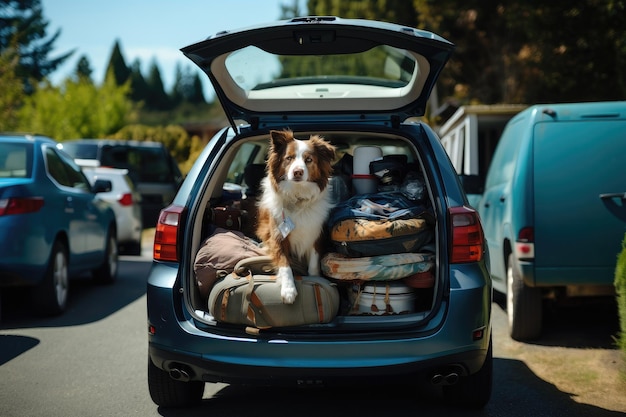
[147,17,492,409]
[0,134,118,317]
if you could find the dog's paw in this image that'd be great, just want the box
[281,281,298,304]
[277,266,298,304]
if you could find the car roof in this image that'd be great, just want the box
[0,133,57,144]
[61,139,166,148]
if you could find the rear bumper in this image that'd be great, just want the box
[147,261,491,385]
[148,342,489,386]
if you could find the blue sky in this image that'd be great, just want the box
[43,0,302,96]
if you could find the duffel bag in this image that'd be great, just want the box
[327,192,434,257]
[208,256,340,329]
[321,252,434,281]
[194,228,266,299]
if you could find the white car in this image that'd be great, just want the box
[82,167,143,255]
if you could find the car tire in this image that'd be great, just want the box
[33,240,69,316]
[442,336,493,409]
[148,357,204,408]
[92,228,119,284]
[506,253,542,341]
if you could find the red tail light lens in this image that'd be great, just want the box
[516,226,535,260]
[153,205,185,262]
[449,206,484,263]
[118,193,133,206]
[0,197,44,216]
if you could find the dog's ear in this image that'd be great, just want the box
[311,135,336,164]
[269,129,294,154]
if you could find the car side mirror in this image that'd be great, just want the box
[93,179,112,193]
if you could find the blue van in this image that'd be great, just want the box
[478,101,626,341]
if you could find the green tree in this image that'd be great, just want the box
[171,63,206,105]
[0,0,73,93]
[128,58,149,103]
[74,55,93,82]
[306,0,626,105]
[145,60,170,110]
[105,39,130,86]
[17,74,135,140]
[0,42,22,130]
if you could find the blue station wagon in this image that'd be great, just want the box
[146,17,492,409]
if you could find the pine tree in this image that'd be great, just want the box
[74,55,93,82]
[145,60,170,110]
[128,59,149,103]
[105,39,130,86]
[0,0,74,93]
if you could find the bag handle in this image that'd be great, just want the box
[234,255,276,276]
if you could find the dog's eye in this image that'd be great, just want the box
[305,156,313,164]
[286,155,294,161]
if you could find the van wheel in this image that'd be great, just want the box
[506,253,542,340]
[33,240,69,316]
[148,357,204,408]
[442,336,492,408]
[92,229,119,284]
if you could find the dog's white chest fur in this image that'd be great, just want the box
[259,176,332,258]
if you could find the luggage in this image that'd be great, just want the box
[194,228,266,299]
[321,252,434,281]
[349,281,417,315]
[327,192,434,257]
[208,256,340,329]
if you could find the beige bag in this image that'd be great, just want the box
[208,256,340,329]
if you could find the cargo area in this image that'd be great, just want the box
[184,131,442,329]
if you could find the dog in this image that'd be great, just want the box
[256,129,336,304]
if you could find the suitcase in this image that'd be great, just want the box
[321,252,434,281]
[327,192,434,257]
[208,256,340,329]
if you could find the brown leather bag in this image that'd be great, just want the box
[194,228,266,299]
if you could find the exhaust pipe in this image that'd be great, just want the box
[444,372,459,385]
[431,372,459,386]
[169,367,191,382]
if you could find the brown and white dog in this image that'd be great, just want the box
[256,129,336,304]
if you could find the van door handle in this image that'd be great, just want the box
[599,192,626,201]
[600,192,626,222]
[499,195,506,202]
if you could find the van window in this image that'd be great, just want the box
[484,119,525,188]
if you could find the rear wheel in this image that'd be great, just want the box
[507,253,542,340]
[33,240,69,316]
[93,229,118,284]
[148,357,204,408]
[442,336,493,409]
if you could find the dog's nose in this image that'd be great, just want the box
[293,168,304,179]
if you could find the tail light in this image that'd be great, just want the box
[449,206,484,263]
[0,197,44,216]
[515,226,535,261]
[153,205,185,261]
[118,193,134,206]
